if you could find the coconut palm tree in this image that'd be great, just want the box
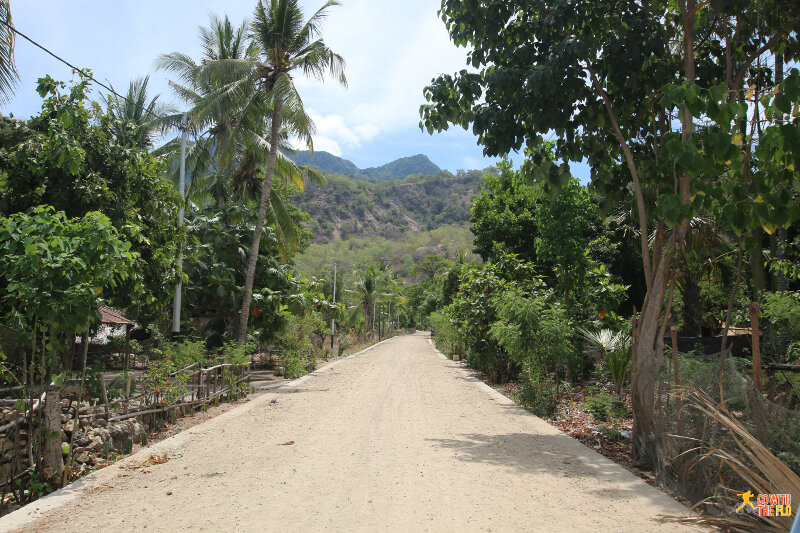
[229,0,346,344]
[0,0,18,105]
[156,12,323,257]
[156,13,261,206]
[102,75,174,149]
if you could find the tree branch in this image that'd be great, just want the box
[731,15,800,96]
[585,61,653,291]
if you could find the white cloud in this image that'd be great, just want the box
[305,109,380,153]
[310,136,343,157]
[295,0,472,135]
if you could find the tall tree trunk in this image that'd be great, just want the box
[681,272,703,336]
[42,384,63,487]
[236,102,282,345]
[631,0,696,467]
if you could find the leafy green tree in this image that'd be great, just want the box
[158,4,344,343]
[0,206,137,486]
[490,288,572,372]
[422,0,800,467]
[0,76,181,324]
[470,159,541,263]
[231,0,346,344]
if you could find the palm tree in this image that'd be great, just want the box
[351,266,378,340]
[156,13,260,206]
[103,75,174,149]
[0,0,19,105]
[231,0,347,344]
[156,12,323,255]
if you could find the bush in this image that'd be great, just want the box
[429,311,460,358]
[761,291,800,362]
[337,333,352,356]
[281,351,306,380]
[515,363,558,418]
[581,392,629,422]
[490,288,573,376]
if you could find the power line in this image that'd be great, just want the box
[0,17,166,122]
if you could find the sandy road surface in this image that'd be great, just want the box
[3,333,700,532]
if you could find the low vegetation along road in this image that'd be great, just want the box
[4,333,698,532]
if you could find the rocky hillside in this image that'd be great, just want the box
[291,151,441,182]
[292,169,490,243]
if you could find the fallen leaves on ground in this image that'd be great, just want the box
[120,454,171,471]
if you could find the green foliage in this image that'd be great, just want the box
[0,75,181,325]
[0,206,137,382]
[220,341,252,365]
[489,288,573,373]
[336,333,351,356]
[604,346,632,399]
[280,350,306,380]
[429,311,461,357]
[761,291,800,363]
[515,367,558,419]
[581,392,629,422]
[144,339,213,405]
[295,167,484,244]
[578,328,632,397]
[0,207,136,328]
[470,159,541,263]
[182,202,305,347]
[601,427,625,443]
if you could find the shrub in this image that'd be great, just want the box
[581,392,629,422]
[490,288,573,376]
[337,333,352,356]
[281,351,306,379]
[578,328,631,397]
[515,376,558,419]
[514,361,559,419]
[761,291,800,362]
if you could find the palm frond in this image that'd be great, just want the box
[268,188,300,257]
[0,0,18,105]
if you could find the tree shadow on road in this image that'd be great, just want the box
[426,431,675,506]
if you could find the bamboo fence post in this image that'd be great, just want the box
[99,372,110,420]
[124,375,131,414]
[750,302,762,391]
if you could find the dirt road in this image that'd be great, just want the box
[3,333,699,532]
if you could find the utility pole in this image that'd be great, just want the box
[171,113,188,335]
[330,261,337,350]
[372,298,377,338]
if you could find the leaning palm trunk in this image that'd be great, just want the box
[237,101,282,344]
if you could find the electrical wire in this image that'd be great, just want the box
[0,17,167,122]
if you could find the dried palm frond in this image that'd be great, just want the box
[665,386,800,532]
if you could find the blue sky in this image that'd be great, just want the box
[6,1,590,179]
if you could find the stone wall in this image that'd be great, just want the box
[0,402,148,487]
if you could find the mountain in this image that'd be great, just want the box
[361,154,441,181]
[290,151,442,182]
[291,150,359,177]
[292,169,489,244]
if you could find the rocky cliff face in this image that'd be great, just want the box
[293,170,487,243]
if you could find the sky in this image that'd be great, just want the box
[5,0,510,173]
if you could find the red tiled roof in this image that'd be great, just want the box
[98,306,136,326]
